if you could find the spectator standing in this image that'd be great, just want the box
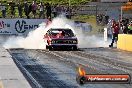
[56,4,61,16]
[99,14,103,24]
[102,14,106,25]
[1,3,6,18]
[122,19,129,34]
[52,5,57,18]
[61,5,67,16]
[17,3,23,18]
[28,3,32,18]
[96,15,100,25]
[46,3,52,18]
[32,1,37,18]
[9,1,15,18]
[0,3,1,17]
[105,15,109,25]
[109,21,120,47]
[66,7,72,19]
[128,21,132,34]
[24,1,29,19]
[39,2,44,18]
[61,5,65,13]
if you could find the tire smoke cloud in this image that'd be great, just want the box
[3,16,109,49]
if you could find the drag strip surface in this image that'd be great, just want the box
[8,48,132,88]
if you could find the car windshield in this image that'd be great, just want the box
[48,29,75,37]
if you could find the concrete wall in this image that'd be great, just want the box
[117,34,132,51]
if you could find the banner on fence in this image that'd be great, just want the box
[0,19,46,35]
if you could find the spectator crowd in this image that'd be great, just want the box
[97,14,109,26]
[107,18,132,47]
[0,1,72,19]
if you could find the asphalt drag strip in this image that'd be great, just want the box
[8,48,132,88]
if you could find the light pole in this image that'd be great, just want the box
[121,7,123,21]
[95,5,98,24]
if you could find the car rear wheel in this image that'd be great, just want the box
[72,46,78,51]
[46,45,53,51]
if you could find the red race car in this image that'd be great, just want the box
[44,28,78,50]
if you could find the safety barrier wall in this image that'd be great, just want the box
[117,34,132,51]
[0,19,47,35]
[0,79,3,88]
